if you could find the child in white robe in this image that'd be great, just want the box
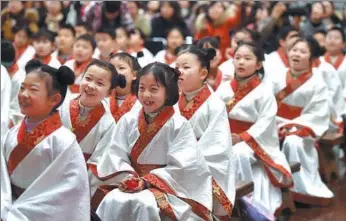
[12,25,36,70]
[94,28,117,62]
[175,45,235,220]
[272,38,334,206]
[1,65,11,146]
[129,28,154,67]
[216,42,293,216]
[108,52,142,122]
[92,62,214,221]
[1,59,90,221]
[52,24,75,65]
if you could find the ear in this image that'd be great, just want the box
[49,93,62,108]
[256,61,263,71]
[279,39,285,48]
[199,68,208,81]
[132,71,138,81]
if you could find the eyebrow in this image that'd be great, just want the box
[22,83,40,88]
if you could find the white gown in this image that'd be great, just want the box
[215,77,293,215]
[9,68,26,126]
[1,66,12,146]
[272,68,334,206]
[131,48,154,68]
[64,59,91,99]
[16,45,36,70]
[175,85,236,217]
[92,107,214,221]
[1,112,90,221]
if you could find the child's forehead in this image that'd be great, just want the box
[33,36,53,43]
[75,39,93,46]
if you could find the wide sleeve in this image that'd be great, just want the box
[1,146,12,220]
[4,139,90,221]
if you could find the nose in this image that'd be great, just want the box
[143,90,151,98]
[19,89,29,99]
[86,82,96,90]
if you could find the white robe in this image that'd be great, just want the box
[16,45,36,70]
[131,48,154,68]
[1,66,11,146]
[218,58,235,82]
[175,88,236,217]
[93,108,213,221]
[271,68,334,204]
[215,80,293,214]
[63,59,84,100]
[9,68,26,126]
[1,115,90,221]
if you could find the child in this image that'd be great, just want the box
[128,28,154,67]
[154,27,185,65]
[94,28,117,62]
[175,45,235,219]
[108,52,142,122]
[115,26,130,52]
[12,25,36,69]
[52,24,75,64]
[64,34,96,97]
[1,59,90,221]
[91,62,213,221]
[322,27,346,99]
[215,42,293,215]
[196,37,223,91]
[75,20,91,38]
[313,29,327,53]
[32,29,61,68]
[60,60,126,178]
[272,38,334,206]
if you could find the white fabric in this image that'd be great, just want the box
[47,57,61,69]
[215,81,292,214]
[64,59,83,99]
[219,58,235,82]
[271,68,334,200]
[94,110,213,221]
[1,66,12,146]
[174,88,236,216]
[1,125,90,221]
[16,46,36,70]
[104,96,142,122]
[154,50,169,64]
[131,48,154,68]
[9,68,26,126]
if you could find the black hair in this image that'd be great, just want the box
[165,26,185,39]
[59,23,76,37]
[115,26,130,38]
[1,40,16,67]
[110,52,142,93]
[75,34,97,51]
[128,28,146,41]
[135,62,180,106]
[290,37,323,62]
[177,45,216,73]
[75,20,91,32]
[196,37,220,49]
[313,29,327,36]
[104,1,121,13]
[24,59,75,111]
[32,28,56,43]
[13,25,33,38]
[84,59,126,90]
[279,26,300,40]
[327,26,346,42]
[160,1,183,21]
[96,27,116,39]
[234,42,265,76]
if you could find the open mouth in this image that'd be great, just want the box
[143,100,154,106]
[84,90,95,97]
[237,67,245,72]
[19,101,31,108]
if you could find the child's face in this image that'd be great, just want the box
[231,31,252,51]
[116,28,129,51]
[79,65,111,107]
[75,26,88,38]
[167,30,184,51]
[208,2,224,21]
[57,29,75,51]
[33,37,54,58]
[129,31,143,48]
[18,73,59,121]
[46,2,62,16]
[234,45,262,78]
[176,53,207,93]
[325,30,345,54]
[138,73,166,113]
[311,3,324,21]
[313,33,326,48]
[160,2,174,20]
[73,40,94,63]
[14,30,29,48]
[288,41,311,72]
[110,57,136,95]
[95,33,115,56]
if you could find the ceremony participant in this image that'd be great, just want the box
[1,59,90,221]
[52,24,75,64]
[94,28,117,62]
[176,45,235,219]
[216,42,293,215]
[272,38,334,206]
[128,28,154,67]
[12,25,36,69]
[92,62,214,221]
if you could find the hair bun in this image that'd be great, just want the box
[117,74,127,88]
[56,66,75,85]
[204,48,216,61]
[25,59,43,73]
[136,51,144,58]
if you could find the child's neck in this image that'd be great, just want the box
[291,68,309,77]
[327,50,342,57]
[59,47,72,56]
[26,113,50,125]
[183,84,205,102]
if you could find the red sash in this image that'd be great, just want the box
[7,112,62,176]
[277,47,289,68]
[14,44,28,61]
[109,91,137,122]
[69,98,105,161]
[164,51,176,65]
[7,63,19,78]
[69,59,92,94]
[324,53,345,70]
[211,69,223,91]
[35,54,52,65]
[57,54,73,65]
[178,86,211,120]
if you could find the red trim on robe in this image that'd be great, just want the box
[109,91,137,122]
[212,179,233,216]
[7,112,62,176]
[7,63,19,78]
[164,51,176,65]
[69,59,92,94]
[35,54,52,65]
[14,43,28,62]
[210,69,223,91]
[277,47,289,68]
[324,53,345,70]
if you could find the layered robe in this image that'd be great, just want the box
[8,67,26,126]
[60,98,116,168]
[1,66,11,146]
[15,44,36,69]
[218,58,235,82]
[154,50,177,65]
[313,59,345,131]
[176,85,235,218]
[51,50,73,65]
[130,47,154,68]
[321,53,346,100]
[64,59,92,99]
[106,91,142,122]
[272,68,334,205]
[1,112,90,221]
[33,54,61,69]
[215,76,293,214]
[90,106,214,221]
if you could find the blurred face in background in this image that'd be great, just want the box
[115,27,129,51]
[311,2,324,22]
[208,2,224,21]
[313,32,326,48]
[160,2,174,20]
[325,30,345,55]
[14,30,30,48]
[127,2,139,18]
[46,1,62,16]
[322,1,333,17]
[7,1,24,15]
[231,31,253,52]
[167,29,184,52]
[56,29,75,52]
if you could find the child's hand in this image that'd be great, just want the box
[119,177,145,193]
[232,133,242,145]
